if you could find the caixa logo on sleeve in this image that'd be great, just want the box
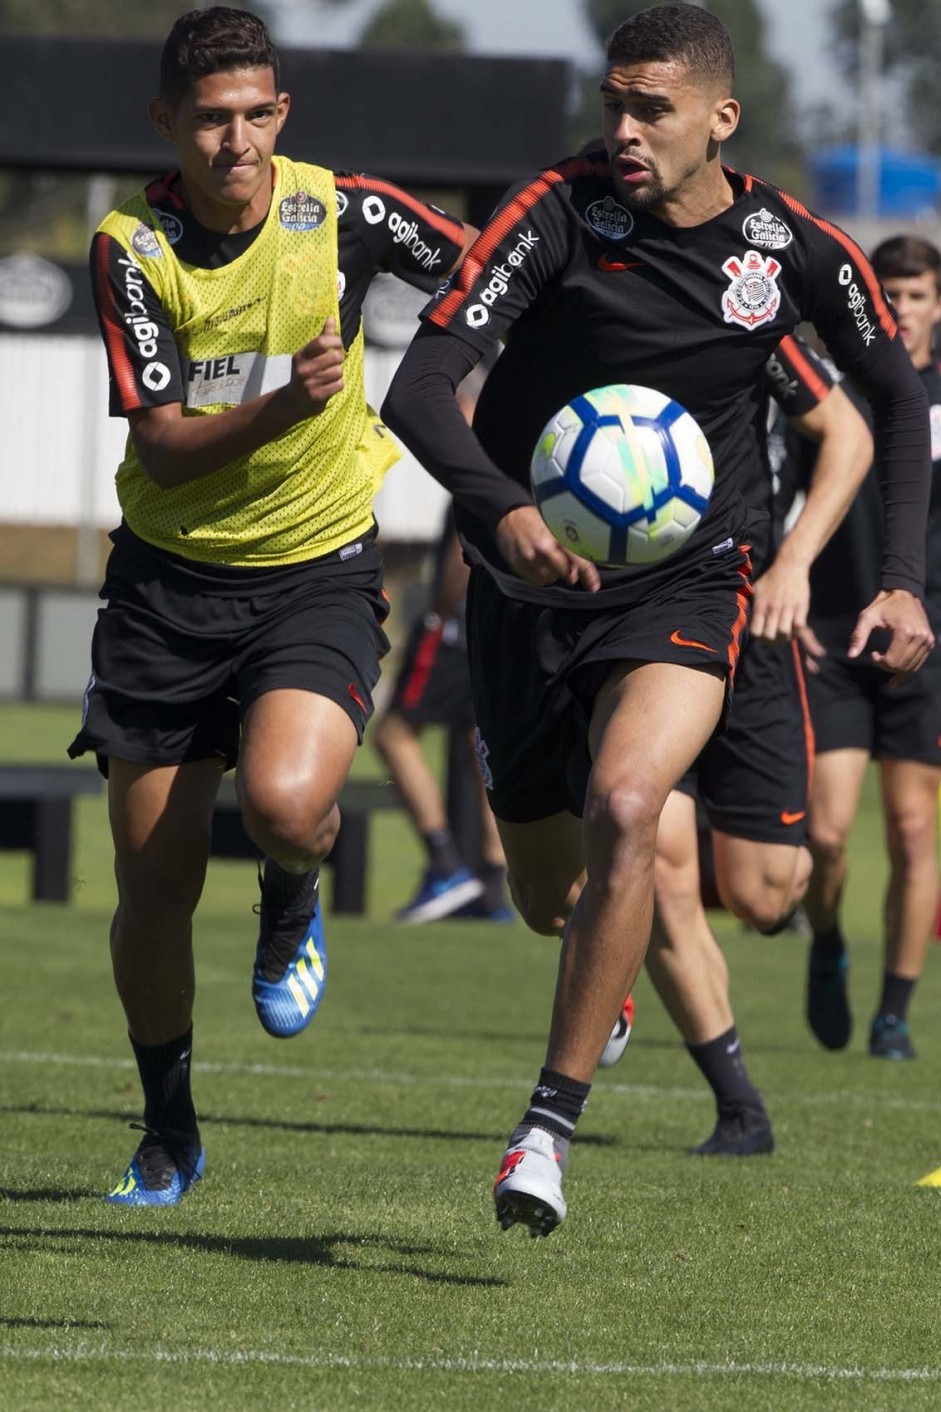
[721,250,781,329]
[279,191,327,231]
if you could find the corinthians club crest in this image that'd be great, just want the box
[721,249,781,329]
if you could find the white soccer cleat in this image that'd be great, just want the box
[493,1126,567,1238]
[598,994,635,1069]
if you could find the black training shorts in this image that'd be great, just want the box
[806,643,941,766]
[466,541,753,823]
[677,636,814,845]
[387,610,475,730]
[68,523,390,775]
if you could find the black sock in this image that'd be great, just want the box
[877,971,915,1023]
[515,1067,591,1143]
[479,861,507,912]
[262,858,319,911]
[687,1027,764,1112]
[130,1027,198,1143]
[422,828,464,876]
[812,923,845,955]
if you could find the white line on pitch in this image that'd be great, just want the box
[1,1344,940,1383]
[2,1050,941,1115]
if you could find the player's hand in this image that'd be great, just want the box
[749,554,811,644]
[495,505,601,591]
[848,589,935,683]
[286,317,345,417]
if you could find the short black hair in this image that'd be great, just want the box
[606,4,734,90]
[871,234,941,297]
[159,6,280,105]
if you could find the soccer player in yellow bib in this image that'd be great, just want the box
[69,6,475,1206]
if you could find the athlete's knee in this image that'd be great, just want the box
[808,816,850,871]
[585,777,661,865]
[508,871,581,936]
[113,837,208,933]
[886,805,938,873]
[719,846,810,932]
[240,779,339,865]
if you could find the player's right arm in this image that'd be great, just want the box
[382,165,601,591]
[92,231,344,490]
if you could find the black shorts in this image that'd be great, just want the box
[68,524,390,775]
[466,542,752,823]
[806,644,941,766]
[387,611,474,730]
[677,636,814,845]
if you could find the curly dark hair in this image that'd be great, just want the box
[606,4,734,89]
[159,7,279,104]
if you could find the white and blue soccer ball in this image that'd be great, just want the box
[530,384,715,567]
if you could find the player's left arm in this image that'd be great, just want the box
[752,380,873,647]
[801,223,934,677]
[335,173,476,290]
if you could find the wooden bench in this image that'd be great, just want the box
[211,774,407,916]
[0,764,103,902]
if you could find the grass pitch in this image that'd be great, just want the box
[2,705,941,1409]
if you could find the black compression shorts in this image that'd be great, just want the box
[677,636,814,845]
[68,524,390,776]
[466,541,752,823]
[806,645,941,766]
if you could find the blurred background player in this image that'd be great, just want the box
[69,6,475,1206]
[802,234,941,1061]
[373,503,510,922]
[601,337,873,1161]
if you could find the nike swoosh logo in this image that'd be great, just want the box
[597,254,644,272]
[670,630,716,653]
[725,1040,741,1056]
[780,810,806,825]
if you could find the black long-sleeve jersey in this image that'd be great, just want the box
[383,154,928,610]
[91,167,466,415]
[803,361,941,643]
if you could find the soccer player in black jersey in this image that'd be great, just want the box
[68,7,475,1206]
[803,235,941,1061]
[612,340,874,1159]
[383,5,933,1237]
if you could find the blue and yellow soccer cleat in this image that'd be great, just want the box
[105,1127,205,1207]
[252,883,327,1038]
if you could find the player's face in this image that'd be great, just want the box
[880,270,941,369]
[149,68,290,230]
[601,59,738,218]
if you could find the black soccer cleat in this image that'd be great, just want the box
[690,1103,775,1158]
[806,943,852,1051]
[869,1013,916,1060]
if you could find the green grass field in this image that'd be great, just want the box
[2,704,941,1410]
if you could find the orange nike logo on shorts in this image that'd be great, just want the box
[670,630,716,653]
[780,809,806,826]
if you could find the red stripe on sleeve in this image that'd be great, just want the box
[335,173,465,245]
[94,235,141,412]
[429,157,605,330]
[777,334,830,404]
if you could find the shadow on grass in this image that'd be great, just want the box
[0,1186,100,1203]
[0,1226,508,1287]
[0,1104,618,1150]
[0,1317,110,1330]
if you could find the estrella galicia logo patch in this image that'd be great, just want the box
[586,196,634,242]
[279,190,326,231]
[742,208,793,250]
[721,249,781,329]
[130,222,162,259]
[154,209,183,245]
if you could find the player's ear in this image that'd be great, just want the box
[149,97,175,143]
[275,91,291,133]
[711,95,740,144]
